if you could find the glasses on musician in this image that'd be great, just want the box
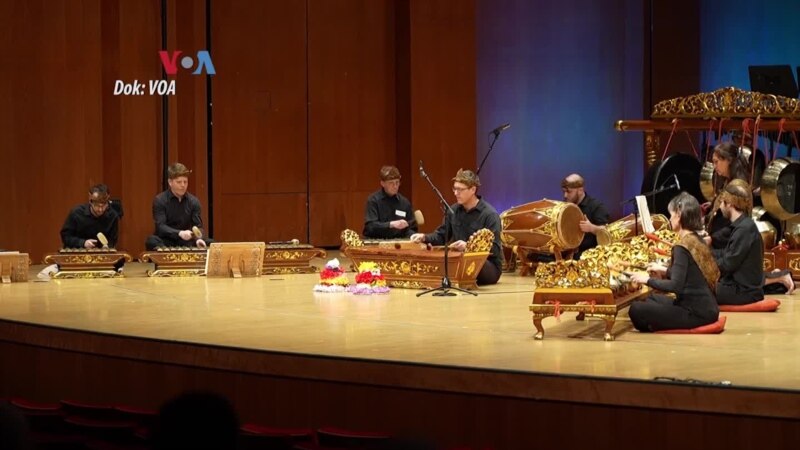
[452,186,470,193]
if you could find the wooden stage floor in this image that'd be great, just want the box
[2,256,800,419]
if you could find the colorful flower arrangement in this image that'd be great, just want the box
[347,261,390,295]
[313,258,350,292]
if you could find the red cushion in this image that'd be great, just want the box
[719,298,781,312]
[656,316,726,334]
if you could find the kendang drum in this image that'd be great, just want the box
[500,199,584,253]
[596,214,670,246]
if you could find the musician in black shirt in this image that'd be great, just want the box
[410,169,503,286]
[60,184,119,249]
[145,163,211,250]
[562,174,610,257]
[363,166,418,239]
[713,181,794,302]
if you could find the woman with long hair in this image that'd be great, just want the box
[704,142,752,249]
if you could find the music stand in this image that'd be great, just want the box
[749,65,798,98]
[416,163,477,297]
[205,242,266,278]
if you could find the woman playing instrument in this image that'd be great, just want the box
[629,193,720,332]
[703,142,752,250]
[705,144,794,293]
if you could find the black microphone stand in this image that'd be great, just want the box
[477,129,504,175]
[620,177,680,236]
[417,165,477,297]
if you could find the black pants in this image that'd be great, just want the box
[716,282,763,305]
[763,269,791,295]
[628,295,716,332]
[145,235,214,250]
[476,261,501,286]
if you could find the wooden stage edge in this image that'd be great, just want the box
[2,318,799,421]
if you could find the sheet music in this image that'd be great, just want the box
[635,195,655,233]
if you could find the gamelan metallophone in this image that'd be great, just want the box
[530,286,649,342]
[343,246,489,290]
[138,247,207,277]
[262,243,327,274]
[360,239,428,250]
[43,248,132,279]
[341,228,495,290]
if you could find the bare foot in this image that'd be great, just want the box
[782,273,796,295]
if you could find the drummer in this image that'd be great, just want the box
[60,184,120,249]
[363,165,418,239]
[561,174,610,257]
[410,169,503,285]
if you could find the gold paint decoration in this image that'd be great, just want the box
[651,87,800,119]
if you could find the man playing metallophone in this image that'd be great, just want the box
[363,165,418,239]
[60,184,120,249]
[410,169,503,286]
[145,163,212,250]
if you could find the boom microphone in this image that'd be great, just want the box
[491,123,511,136]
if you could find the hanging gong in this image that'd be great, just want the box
[640,153,703,216]
[761,157,800,220]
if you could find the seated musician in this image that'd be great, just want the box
[629,193,719,332]
[703,142,752,250]
[561,174,610,257]
[409,169,503,286]
[60,184,119,249]
[363,165,418,239]
[145,163,212,250]
[712,181,794,300]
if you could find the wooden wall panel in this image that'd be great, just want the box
[216,194,308,242]
[166,0,209,232]
[110,0,164,253]
[308,0,397,245]
[0,0,161,260]
[408,0,476,233]
[211,0,308,242]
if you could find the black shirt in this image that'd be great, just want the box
[423,198,504,270]
[647,241,719,322]
[713,215,764,299]
[577,193,610,255]
[363,190,417,239]
[152,190,204,240]
[60,204,120,248]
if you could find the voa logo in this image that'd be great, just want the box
[113,51,216,96]
[158,50,216,76]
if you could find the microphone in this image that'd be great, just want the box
[269,239,300,245]
[491,123,511,136]
[672,174,681,191]
[419,160,427,178]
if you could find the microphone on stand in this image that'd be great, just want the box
[491,123,511,136]
[673,174,681,191]
[419,160,427,178]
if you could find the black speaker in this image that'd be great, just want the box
[749,65,798,98]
